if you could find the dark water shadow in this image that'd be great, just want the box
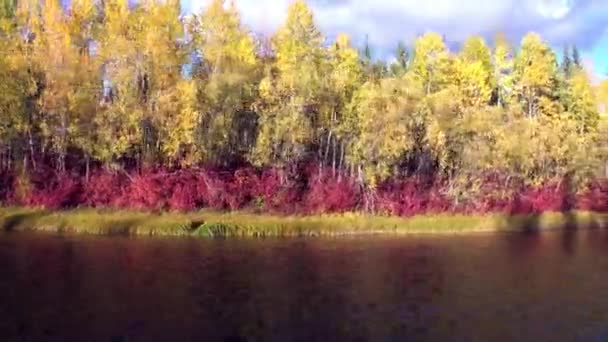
[1,212,44,232]
[505,192,541,234]
[106,218,146,235]
[561,212,578,255]
[518,214,542,234]
[561,173,578,255]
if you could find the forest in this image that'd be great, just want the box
[1,0,608,215]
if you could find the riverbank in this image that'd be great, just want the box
[0,207,607,237]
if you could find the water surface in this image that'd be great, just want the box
[1,230,608,341]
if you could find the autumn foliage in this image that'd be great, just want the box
[0,163,606,216]
[1,0,608,216]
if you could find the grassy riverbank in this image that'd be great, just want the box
[0,207,607,237]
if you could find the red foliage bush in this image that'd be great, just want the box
[256,168,302,213]
[462,177,514,214]
[577,180,608,212]
[3,162,608,216]
[257,169,282,210]
[117,169,173,211]
[521,185,567,213]
[42,174,81,209]
[166,170,200,212]
[225,168,262,210]
[14,169,82,209]
[81,170,128,207]
[168,183,197,212]
[304,169,360,214]
[194,169,229,210]
[376,177,450,216]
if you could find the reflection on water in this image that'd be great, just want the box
[1,230,608,341]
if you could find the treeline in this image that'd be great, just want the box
[1,0,608,213]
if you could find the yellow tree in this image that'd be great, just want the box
[513,33,559,118]
[190,0,259,165]
[8,0,44,170]
[0,0,36,168]
[97,0,190,167]
[440,106,507,202]
[0,0,14,19]
[493,33,514,108]
[322,33,363,174]
[349,75,423,189]
[251,0,326,169]
[598,83,608,177]
[96,0,143,165]
[455,36,493,108]
[563,70,599,133]
[422,84,465,179]
[33,0,85,171]
[67,0,102,177]
[410,32,452,95]
[138,0,195,165]
[598,79,608,115]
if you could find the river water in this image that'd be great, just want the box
[1,230,608,341]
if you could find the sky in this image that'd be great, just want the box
[181,0,608,81]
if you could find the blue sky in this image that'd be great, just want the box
[182,0,608,81]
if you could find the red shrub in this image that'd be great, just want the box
[117,170,170,211]
[376,177,450,216]
[168,183,198,212]
[256,168,301,213]
[258,169,282,206]
[81,170,128,207]
[16,170,82,209]
[5,163,608,216]
[521,182,570,213]
[195,169,229,210]
[304,169,360,213]
[225,168,261,210]
[167,170,200,212]
[576,180,608,212]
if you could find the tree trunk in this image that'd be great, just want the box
[28,130,36,170]
[59,114,67,172]
[1,146,6,170]
[85,155,90,182]
[136,151,141,174]
[332,136,336,178]
[324,130,332,165]
[6,145,11,170]
[58,151,66,172]
[363,188,376,214]
[279,167,286,186]
[338,141,344,182]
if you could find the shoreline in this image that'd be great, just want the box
[0,208,607,238]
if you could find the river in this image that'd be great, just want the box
[1,230,608,341]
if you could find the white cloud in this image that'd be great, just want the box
[185,0,290,33]
[183,0,607,59]
[185,0,516,45]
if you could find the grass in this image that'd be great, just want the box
[0,207,607,238]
